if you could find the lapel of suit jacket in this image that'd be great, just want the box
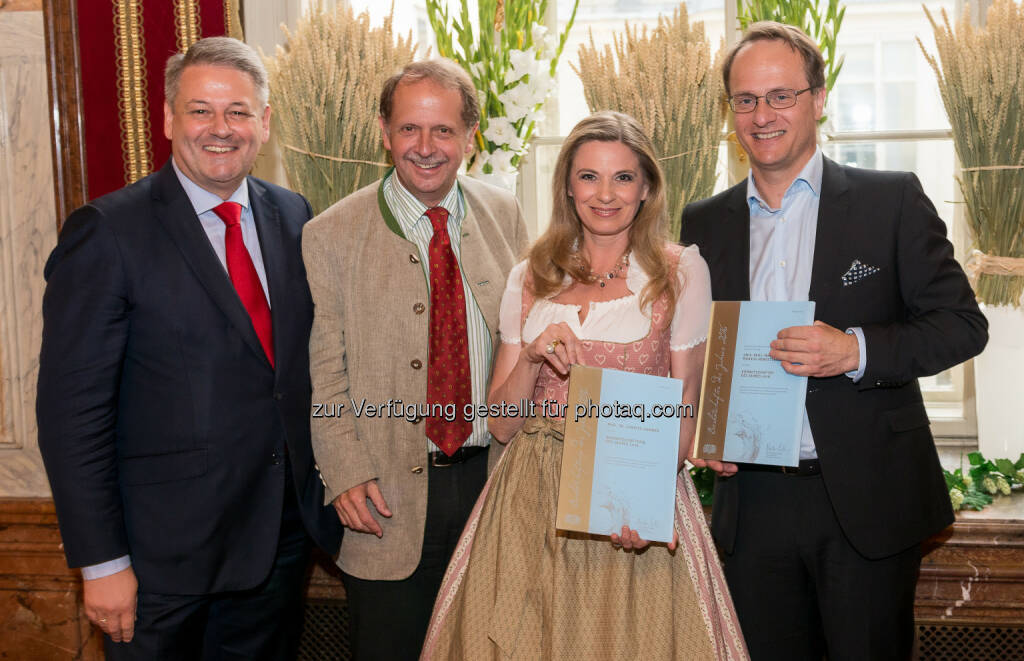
[456,178,505,336]
[808,157,850,309]
[249,177,287,372]
[723,182,752,301]
[151,162,272,369]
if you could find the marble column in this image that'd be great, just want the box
[0,8,56,497]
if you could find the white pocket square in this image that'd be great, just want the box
[841,259,881,286]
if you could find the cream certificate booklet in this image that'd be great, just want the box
[556,365,682,543]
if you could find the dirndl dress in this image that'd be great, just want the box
[421,245,748,660]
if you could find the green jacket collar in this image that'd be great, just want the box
[376,167,407,240]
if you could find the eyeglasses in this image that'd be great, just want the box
[728,87,815,113]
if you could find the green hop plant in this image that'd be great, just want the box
[982,476,998,495]
[996,475,1011,496]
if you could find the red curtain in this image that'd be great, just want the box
[77,0,229,201]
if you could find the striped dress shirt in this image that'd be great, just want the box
[382,173,492,452]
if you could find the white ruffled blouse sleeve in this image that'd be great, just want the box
[670,245,712,351]
[498,260,529,345]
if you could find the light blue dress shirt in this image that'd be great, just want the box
[747,149,865,461]
[82,164,267,581]
[173,160,271,304]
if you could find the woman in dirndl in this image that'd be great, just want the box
[421,111,748,661]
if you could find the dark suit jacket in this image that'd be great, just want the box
[681,157,987,559]
[37,161,342,595]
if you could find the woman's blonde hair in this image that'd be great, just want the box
[527,111,676,312]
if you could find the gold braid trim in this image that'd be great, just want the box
[174,0,201,53]
[113,0,153,184]
[225,0,244,40]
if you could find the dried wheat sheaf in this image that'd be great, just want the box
[919,0,1024,306]
[264,4,418,215]
[573,4,726,239]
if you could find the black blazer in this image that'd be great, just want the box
[681,157,987,559]
[37,161,342,595]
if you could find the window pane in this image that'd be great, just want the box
[828,1,954,132]
[839,43,875,80]
[347,0,434,46]
[882,42,915,80]
[834,83,876,130]
[881,141,917,172]
[831,143,877,169]
[881,82,917,130]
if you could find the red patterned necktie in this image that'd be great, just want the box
[424,206,473,456]
[212,201,275,367]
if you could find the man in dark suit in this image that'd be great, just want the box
[681,22,987,661]
[36,37,341,659]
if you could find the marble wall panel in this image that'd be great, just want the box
[0,10,56,496]
[0,499,102,660]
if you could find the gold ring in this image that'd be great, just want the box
[545,339,561,354]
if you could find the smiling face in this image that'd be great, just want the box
[568,140,649,241]
[729,39,825,186]
[380,79,476,208]
[163,64,270,200]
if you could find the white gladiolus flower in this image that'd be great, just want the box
[483,117,518,147]
[505,48,539,84]
[489,148,516,173]
[500,84,537,122]
[527,69,555,99]
[541,35,559,60]
[531,23,548,44]
[505,134,524,153]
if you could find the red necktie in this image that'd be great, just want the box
[212,201,275,367]
[425,206,473,455]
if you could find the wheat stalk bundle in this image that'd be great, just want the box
[264,3,417,215]
[573,4,725,239]
[919,0,1024,306]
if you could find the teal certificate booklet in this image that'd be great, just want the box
[556,365,682,543]
[695,301,815,467]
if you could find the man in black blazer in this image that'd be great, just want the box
[37,37,341,659]
[681,22,987,661]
